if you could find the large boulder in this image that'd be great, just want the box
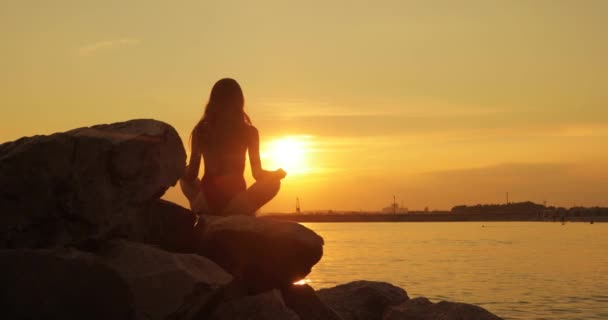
[282,284,343,320]
[96,240,233,320]
[127,199,196,253]
[316,281,409,320]
[208,290,300,320]
[0,240,232,320]
[197,215,324,292]
[0,119,186,248]
[383,297,503,320]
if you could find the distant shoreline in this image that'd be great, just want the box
[262,212,607,223]
[264,201,608,223]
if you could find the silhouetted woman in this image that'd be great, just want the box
[180,78,286,216]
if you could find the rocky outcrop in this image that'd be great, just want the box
[197,215,324,292]
[317,281,409,320]
[315,282,503,320]
[208,290,300,320]
[282,284,343,320]
[0,240,232,320]
[0,119,186,249]
[383,297,503,320]
[96,240,233,320]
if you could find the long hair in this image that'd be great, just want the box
[191,78,251,152]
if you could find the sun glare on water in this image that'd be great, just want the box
[262,136,313,176]
[293,278,312,286]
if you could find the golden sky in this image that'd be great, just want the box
[1,1,607,212]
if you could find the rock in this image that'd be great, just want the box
[96,240,233,320]
[0,119,186,249]
[0,240,232,320]
[316,281,409,320]
[197,215,324,292]
[0,248,134,320]
[173,282,342,320]
[128,199,196,253]
[383,297,503,320]
[282,284,343,320]
[208,290,300,320]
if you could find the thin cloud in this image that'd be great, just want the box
[77,38,140,56]
[425,162,573,179]
[256,99,505,119]
[554,124,608,138]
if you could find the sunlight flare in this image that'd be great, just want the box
[293,278,311,286]
[262,135,314,175]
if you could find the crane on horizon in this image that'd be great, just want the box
[296,197,301,214]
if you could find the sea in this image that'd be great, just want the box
[300,222,608,320]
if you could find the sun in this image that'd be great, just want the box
[262,136,312,175]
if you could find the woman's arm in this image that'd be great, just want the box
[248,126,286,181]
[185,130,201,181]
[248,126,265,180]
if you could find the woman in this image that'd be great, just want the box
[180,78,286,216]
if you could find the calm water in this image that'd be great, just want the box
[301,222,608,320]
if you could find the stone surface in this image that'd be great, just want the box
[317,281,409,320]
[208,290,301,320]
[197,215,324,292]
[96,240,233,320]
[383,297,503,320]
[0,240,232,320]
[0,119,186,248]
[0,248,134,320]
[128,199,196,253]
[282,284,343,320]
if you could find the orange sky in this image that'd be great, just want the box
[1,1,607,212]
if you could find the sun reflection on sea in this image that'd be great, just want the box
[294,278,312,286]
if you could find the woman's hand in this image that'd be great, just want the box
[272,168,287,179]
[257,168,287,180]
